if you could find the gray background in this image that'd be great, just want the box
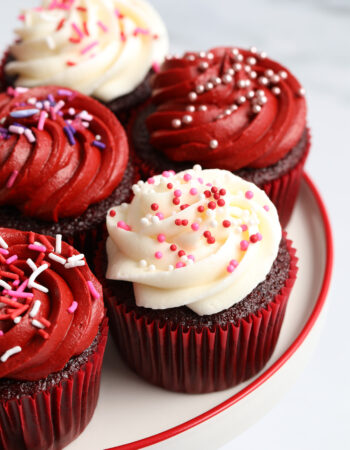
[1,1,349,449]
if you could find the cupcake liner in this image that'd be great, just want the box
[260,131,311,228]
[100,233,298,393]
[0,317,108,450]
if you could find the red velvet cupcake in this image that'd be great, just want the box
[0,228,107,449]
[0,85,134,262]
[1,0,169,124]
[130,46,310,226]
[97,167,298,393]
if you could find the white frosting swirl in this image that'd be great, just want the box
[6,0,169,102]
[106,167,282,316]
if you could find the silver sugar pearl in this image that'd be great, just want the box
[265,69,274,77]
[298,87,306,96]
[232,48,239,55]
[199,61,209,71]
[258,76,269,85]
[247,90,255,99]
[279,70,288,79]
[198,105,208,111]
[250,71,257,79]
[236,95,246,104]
[227,68,235,76]
[209,139,218,149]
[172,119,181,128]
[199,51,206,58]
[205,82,214,90]
[213,77,222,85]
[234,53,243,62]
[182,115,193,124]
[252,104,261,113]
[233,63,242,71]
[272,86,281,95]
[260,51,267,59]
[237,79,247,88]
[188,92,197,101]
[186,105,196,112]
[196,84,205,94]
[271,74,280,84]
[207,52,214,60]
[246,57,257,65]
[245,65,251,73]
[222,74,233,84]
[250,46,258,54]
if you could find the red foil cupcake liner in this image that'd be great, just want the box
[102,234,298,393]
[0,317,108,450]
[260,131,311,228]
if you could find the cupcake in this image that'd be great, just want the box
[0,85,132,262]
[2,0,169,123]
[0,227,107,449]
[130,46,310,226]
[97,166,298,393]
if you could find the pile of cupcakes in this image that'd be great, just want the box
[0,0,309,448]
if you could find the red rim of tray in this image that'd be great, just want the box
[107,172,334,450]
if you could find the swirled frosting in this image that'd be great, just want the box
[146,47,307,170]
[106,167,281,315]
[0,228,104,380]
[6,0,169,102]
[0,85,128,221]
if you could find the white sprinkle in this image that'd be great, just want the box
[0,280,11,290]
[67,254,84,263]
[193,164,202,172]
[46,36,56,49]
[121,203,128,209]
[139,260,147,268]
[180,255,188,263]
[64,260,85,269]
[209,219,218,228]
[55,234,62,254]
[68,108,75,115]
[27,97,37,105]
[77,110,93,121]
[151,216,160,224]
[53,100,65,113]
[187,259,194,265]
[28,264,49,293]
[32,319,45,329]
[0,236,8,249]
[1,346,22,362]
[24,129,36,143]
[30,300,41,318]
[148,264,156,271]
[141,217,150,226]
[48,253,66,264]
[26,258,37,272]
[132,185,141,194]
[95,135,101,141]
[14,317,21,324]
[168,265,174,271]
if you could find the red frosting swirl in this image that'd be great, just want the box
[0,86,128,221]
[0,228,104,381]
[146,47,307,170]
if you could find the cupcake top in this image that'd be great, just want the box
[6,0,169,102]
[0,228,104,381]
[106,167,281,316]
[0,85,128,221]
[146,47,307,170]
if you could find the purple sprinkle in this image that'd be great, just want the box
[65,121,76,135]
[92,140,106,149]
[58,89,73,97]
[58,111,64,116]
[63,126,76,146]
[47,94,55,104]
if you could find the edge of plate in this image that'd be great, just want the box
[107,172,334,450]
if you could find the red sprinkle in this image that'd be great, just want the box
[241,224,248,232]
[178,250,186,257]
[167,183,173,189]
[222,220,231,228]
[173,198,180,205]
[151,203,159,211]
[217,199,225,207]
[203,231,211,238]
[204,190,211,198]
[208,201,216,210]
[219,189,226,196]
[109,210,116,217]
[207,236,216,244]
[175,219,182,226]
[211,187,218,193]
[181,220,188,226]
[197,205,205,213]
[170,244,177,251]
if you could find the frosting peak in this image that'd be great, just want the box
[146,47,307,170]
[6,0,169,102]
[106,167,281,315]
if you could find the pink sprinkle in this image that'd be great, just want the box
[6,171,19,189]
[115,8,123,19]
[17,279,28,292]
[18,14,25,21]
[157,234,166,243]
[169,170,176,175]
[174,189,182,197]
[256,232,263,241]
[97,20,108,32]
[245,190,254,199]
[240,240,249,251]
[133,27,150,36]
[117,221,131,231]
[155,251,163,259]
[189,188,198,195]
[12,279,20,287]
[147,177,155,184]
[206,183,213,187]
[87,281,100,300]
[50,106,57,121]
[38,110,48,131]
[81,41,99,55]
[188,254,195,261]
[0,249,9,255]
[191,223,200,231]
[0,331,3,336]
[152,62,160,73]
[230,259,239,268]
[241,224,248,232]
[6,255,18,265]
[264,205,270,211]
[162,171,171,177]
[68,301,78,314]
[28,244,46,252]
[175,262,185,269]
[227,265,235,273]
[197,177,204,184]
[72,22,84,39]
[156,212,164,220]
[183,173,192,182]
[3,290,33,299]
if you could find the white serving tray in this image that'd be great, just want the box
[67,173,333,450]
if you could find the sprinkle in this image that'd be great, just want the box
[240,240,249,251]
[64,126,76,145]
[133,27,150,36]
[245,190,254,199]
[67,254,84,263]
[217,199,225,207]
[222,220,231,228]
[0,331,3,336]
[48,253,66,264]
[28,244,46,252]
[157,234,166,243]
[241,224,248,232]
[38,330,49,339]
[32,319,45,329]
[0,280,11,290]
[24,129,36,143]
[263,205,270,211]
[152,62,160,73]
[0,249,9,255]
[191,223,200,231]
[170,244,177,251]
[8,125,24,135]
[28,264,49,293]
[56,18,66,31]
[207,236,216,244]
[139,260,147,268]
[209,139,218,149]
[175,262,185,269]
[67,301,78,314]
[6,171,19,189]
[189,188,198,195]
[92,140,106,149]
[117,221,131,231]
[30,300,41,318]
[38,111,48,131]
[155,251,163,259]
[109,210,116,217]
[77,110,93,121]
[183,173,192,182]
[197,205,205,213]
[1,346,21,362]
[151,203,159,211]
[64,260,85,269]
[72,22,84,39]
[147,177,155,184]
[10,108,39,119]
[227,265,235,273]
[148,264,156,271]
[97,20,108,32]
[81,41,99,55]
[174,189,182,197]
[6,255,17,265]
[208,201,216,210]
[87,281,100,300]
[156,212,164,220]
[66,61,76,66]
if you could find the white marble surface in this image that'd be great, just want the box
[0,1,348,449]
